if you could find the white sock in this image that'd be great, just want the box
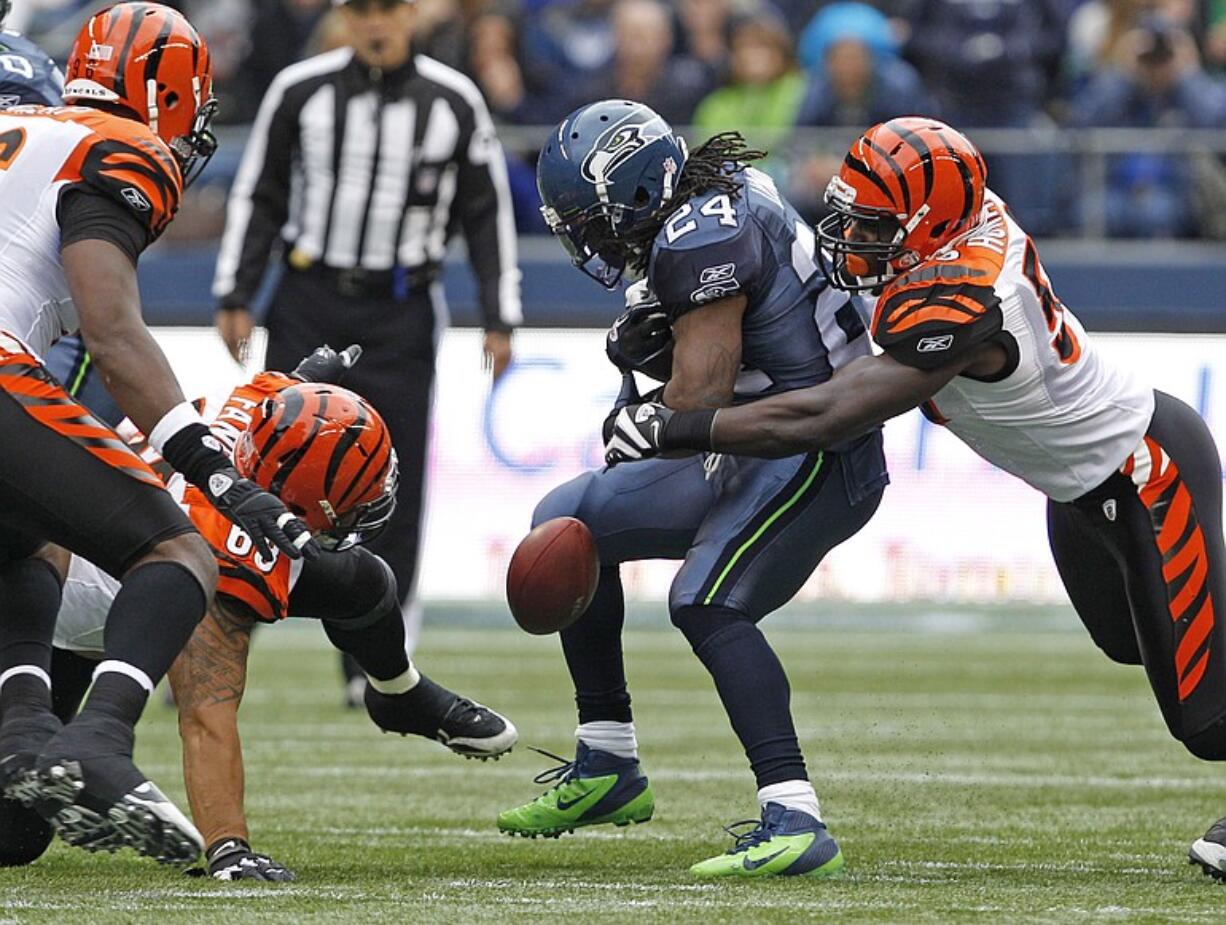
[367,661,421,695]
[758,780,821,821]
[0,666,51,691]
[576,721,638,759]
[93,660,153,694]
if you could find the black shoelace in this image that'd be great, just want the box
[721,817,775,855]
[527,746,578,786]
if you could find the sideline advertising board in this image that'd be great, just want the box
[154,329,1226,605]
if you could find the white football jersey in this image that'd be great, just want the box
[871,191,1154,502]
[0,105,181,358]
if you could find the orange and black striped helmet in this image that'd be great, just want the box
[234,383,398,552]
[63,3,218,184]
[816,117,988,292]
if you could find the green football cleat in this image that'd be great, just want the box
[497,743,654,838]
[689,803,845,878]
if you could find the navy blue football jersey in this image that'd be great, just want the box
[647,166,871,398]
[646,166,887,501]
[0,31,63,108]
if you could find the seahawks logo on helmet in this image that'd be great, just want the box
[580,114,673,191]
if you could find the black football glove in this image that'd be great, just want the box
[162,424,318,561]
[291,343,363,384]
[606,282,673,382]
[186,838,296,882]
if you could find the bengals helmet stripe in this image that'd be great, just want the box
[336,432,388,509]
[841,151,894,206]
[863,134,912,210]
[890,122,934,201]
[861,137,911,213]
[323,400,368,495]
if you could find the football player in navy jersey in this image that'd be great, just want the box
[496,100,888,878]
[0,2,62,109]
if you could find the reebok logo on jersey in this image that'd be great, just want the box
[121,187,152,212]
[692,264,741,305]
[1102,499,1117,522]
[0,95,20,109]
[700,263,737,284]
[917,334,955,353]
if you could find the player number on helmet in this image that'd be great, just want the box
[225,524,280,574]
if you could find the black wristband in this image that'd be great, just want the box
[662,408,717,452]
[207,837,251,863]
[161,422,232,487]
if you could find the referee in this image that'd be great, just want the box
[212,0,522,677]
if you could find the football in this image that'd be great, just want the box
[506,517,600,635]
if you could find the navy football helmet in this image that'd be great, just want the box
[537,99,688,289]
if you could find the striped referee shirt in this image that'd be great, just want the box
[213,48,522,331]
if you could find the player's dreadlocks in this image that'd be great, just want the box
[622,132,766,276]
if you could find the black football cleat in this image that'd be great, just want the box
[33,713,202,865]
[1190,816,1226,881]
[364,675,518,760]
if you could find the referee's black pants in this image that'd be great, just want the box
[265,267,436,617]
[1048,390,1226,759]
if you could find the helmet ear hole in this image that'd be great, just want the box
[633,186,650,207]
[930,220,949,239]
[165,91,180,110]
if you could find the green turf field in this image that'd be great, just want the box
[4,610,1226,923]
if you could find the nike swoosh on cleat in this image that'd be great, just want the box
[554,788,597,812]
[742,847,788,871]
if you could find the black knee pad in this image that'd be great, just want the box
[0,799,52,867]
[323,556,398,632]
[1184,721,1226,761]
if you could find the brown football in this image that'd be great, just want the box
[506,517,600,635]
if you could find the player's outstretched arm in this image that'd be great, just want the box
[606,351,965,464]
[169,601,296,881]
[708,352,961,456]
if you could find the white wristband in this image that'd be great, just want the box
[148,400,206,454]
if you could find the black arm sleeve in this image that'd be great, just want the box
[455,92,521,333]
[212,76,300,309]
[57,186,151,265]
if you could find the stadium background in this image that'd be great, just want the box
[41,0,1212,610]
[5,2,1226,920]
[40,0,1206,613]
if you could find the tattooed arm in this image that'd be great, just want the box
[168,598,255,849]
[663,294,746,411]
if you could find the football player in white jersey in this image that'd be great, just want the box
[0,3,315,868]
[604,116,1226,880]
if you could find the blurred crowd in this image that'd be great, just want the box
[11,0,1226,238]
